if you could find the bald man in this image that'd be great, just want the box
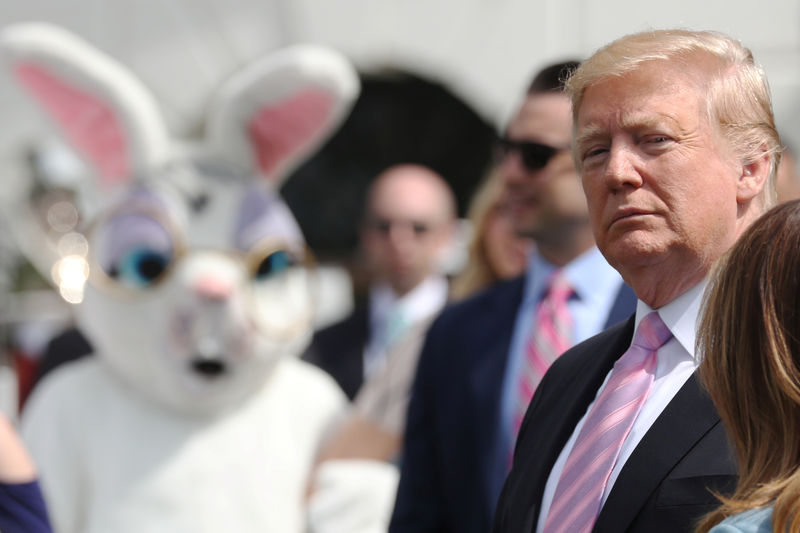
[304,164,456,400]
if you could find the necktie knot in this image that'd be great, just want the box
[632,312,672,352]
[545,271,573,304]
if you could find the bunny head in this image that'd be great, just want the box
[2,23,359,415]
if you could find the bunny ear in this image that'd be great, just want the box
[206,44,360,186]
[0,23,170,189]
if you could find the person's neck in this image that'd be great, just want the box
[536,230,595,268]
[621,259,708,310]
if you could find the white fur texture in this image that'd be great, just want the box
[24,357,344,533]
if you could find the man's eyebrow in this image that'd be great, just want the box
[574,124,607,150]
[618,113,665,131]
[575,114,675,148]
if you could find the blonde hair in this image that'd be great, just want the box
[696,199,800,533]
[565,29,781,206]
[450,171,517,301]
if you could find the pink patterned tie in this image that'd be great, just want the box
[541,311,672,533]
[513,271,573,437]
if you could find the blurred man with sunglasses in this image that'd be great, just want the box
[389,61,636,533]
[304,164,456,401]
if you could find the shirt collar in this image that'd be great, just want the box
[369,276,449,326]
[634,279,707,361]
[522,246,620,306]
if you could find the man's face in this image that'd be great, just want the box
[498,93,588,244]
[362,169,453,295]
[575,61,743,285]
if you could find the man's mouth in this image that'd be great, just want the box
[610,207,653,227]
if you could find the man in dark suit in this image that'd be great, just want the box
[389,62,636,533]
[304,164,456,399]
[492,29,781,532]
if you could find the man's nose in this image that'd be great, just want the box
[386,222,417,245]
[499,151,532,186]
[603,144,643,190]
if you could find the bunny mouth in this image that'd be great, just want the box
[190,358,227,378]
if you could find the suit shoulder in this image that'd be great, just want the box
[312,305,367,340]
[433,276,524,328]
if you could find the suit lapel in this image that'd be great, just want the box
[594,374,720,532]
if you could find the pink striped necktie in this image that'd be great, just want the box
[513,271,574,438]
[541,311,672,533]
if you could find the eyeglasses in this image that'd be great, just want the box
[366,217,432,237]
[496,136,570,172]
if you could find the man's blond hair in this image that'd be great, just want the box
[566,29,781,206]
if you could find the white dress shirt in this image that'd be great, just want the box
[362,276,449,377]
[535,280,706,532]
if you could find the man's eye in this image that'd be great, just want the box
[583,147,608,161]
[646,135,671,144]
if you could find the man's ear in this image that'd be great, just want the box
[736,150,772,204]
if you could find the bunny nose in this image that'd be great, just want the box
[193,275,233,300]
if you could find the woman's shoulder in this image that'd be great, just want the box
[710,507,773,533]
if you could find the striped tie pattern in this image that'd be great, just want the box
[513,271,573,437]
[541,311,672,533]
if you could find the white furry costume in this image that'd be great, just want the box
[1,23,359,533]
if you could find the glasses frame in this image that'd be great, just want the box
[85,204,316,298]
[496,135,571,172]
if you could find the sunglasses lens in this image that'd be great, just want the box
[520,144,557,171]
[497,137,562,171]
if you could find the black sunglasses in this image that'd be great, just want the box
[496,136,570,171]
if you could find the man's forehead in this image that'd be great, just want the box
[576,71,704,135]
[369,173,452,220]
[507,92,572,142]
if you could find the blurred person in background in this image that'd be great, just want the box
[775,146,800,203]
[303,164,456,400]
[389,60,635,533]
[0,412,52,533]
[304,165,456,533]
[695,199,800,533]
[449,170,532,302]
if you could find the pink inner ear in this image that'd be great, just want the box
[15,63,130,185]
[247,89,335,180]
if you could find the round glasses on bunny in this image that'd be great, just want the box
[495,135,571,172]
[85,205,315,338]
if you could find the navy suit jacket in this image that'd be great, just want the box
[389,276,636,533]
[491,316,737,533]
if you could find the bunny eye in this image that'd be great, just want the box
[254,250,294,281]
[112,248,171,288]
[91,210,176,290]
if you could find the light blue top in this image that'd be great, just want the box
[488,246,624,509]
[709,507,773,533]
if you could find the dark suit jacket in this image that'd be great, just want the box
[302,303,369,400]
[389,276,637,533]
[491,316,737,533]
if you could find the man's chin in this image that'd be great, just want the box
[601,234,670,271]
